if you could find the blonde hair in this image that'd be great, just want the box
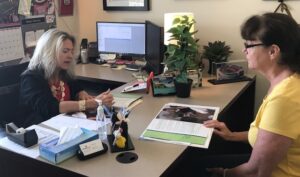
[28,29,76,79]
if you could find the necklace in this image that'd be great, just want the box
[50,80,66,101]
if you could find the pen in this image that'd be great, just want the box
[123,83,139,92]
[104,88,110,94]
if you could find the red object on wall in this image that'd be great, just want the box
[59,0,74,16]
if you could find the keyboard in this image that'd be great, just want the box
[125,64,141,71]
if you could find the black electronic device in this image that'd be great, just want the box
[88,42,99,61]
[80,38,88,49]
[79,38,88,63]
[144,21,164,75]
[96,21,145,60]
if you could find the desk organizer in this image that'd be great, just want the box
[39,128,98,164]
[151,75,176,96]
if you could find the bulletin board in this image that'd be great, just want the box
[0,0,56,66]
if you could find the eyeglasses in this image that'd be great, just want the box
[244,43,264,49]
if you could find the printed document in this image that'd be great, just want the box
[140,103,220,148]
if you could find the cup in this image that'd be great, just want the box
[80,49,89,64]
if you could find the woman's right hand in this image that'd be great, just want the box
[95,90,114,107]
[203,120,234,141]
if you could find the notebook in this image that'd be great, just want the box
[112,93,143,110]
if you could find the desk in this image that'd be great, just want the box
[0,64,255,177]
[75,63,138,94]
[75,63,136,85]
[56,67,255,177]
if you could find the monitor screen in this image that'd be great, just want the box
[145,21,164,75]
[96,22,145,58]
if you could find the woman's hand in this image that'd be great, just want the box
[78,90,94,100]
[95,90,114,107]
[204,120,234,141]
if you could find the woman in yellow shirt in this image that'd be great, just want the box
[203,13,300,177]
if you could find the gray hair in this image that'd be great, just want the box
[28,29,76,79]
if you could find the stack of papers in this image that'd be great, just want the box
[140,103,220,148]
[42,114,105,131]
[113,93,143,110]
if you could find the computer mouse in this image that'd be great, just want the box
[110,63,117,68]
[96,58,107,64]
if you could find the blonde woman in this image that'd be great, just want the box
[18,29,113,127]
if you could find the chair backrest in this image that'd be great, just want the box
[0,62,29,86]
[0,62,29,127]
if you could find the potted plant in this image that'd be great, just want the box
[202,41,233,74]
[164,15,200,98]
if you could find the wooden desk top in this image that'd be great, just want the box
[75,63,135,84]
[56,76,255,177]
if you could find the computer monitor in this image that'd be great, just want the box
[96,21,146,59]
[144,21,164,75]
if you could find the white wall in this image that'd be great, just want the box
[57,0,300,113]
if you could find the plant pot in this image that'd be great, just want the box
[174,79,193,98]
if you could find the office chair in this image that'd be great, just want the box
[0,62,29,135]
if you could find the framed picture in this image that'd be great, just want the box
[103,0,150,11]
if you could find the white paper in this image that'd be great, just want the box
[112,94,142,108]
[25,30,45,48]
[42,114,110,131]
[35,29,45,41]
[57,126,83,145]
[79,139,103,156]
[25,31,36,47]
[18,0,32,16]
[147,119,210,137]
[71,112,87,119]
[0,125,59,158]
[122,82,146,93]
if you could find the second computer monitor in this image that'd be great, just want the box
[145,20,164,75]
[96,21,145,59]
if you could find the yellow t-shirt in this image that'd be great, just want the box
[248,74,300,177]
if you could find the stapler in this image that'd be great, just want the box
[5,123,38,147]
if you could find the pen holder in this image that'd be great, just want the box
[6,123,38,148]
[107,112,134,153]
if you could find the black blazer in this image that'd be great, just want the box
[18,69,83,127]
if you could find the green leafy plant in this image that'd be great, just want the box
[202,41,233,63]
[164,15,200,83]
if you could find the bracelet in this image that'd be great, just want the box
[223,168,228,177]
[78,100,86,111]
